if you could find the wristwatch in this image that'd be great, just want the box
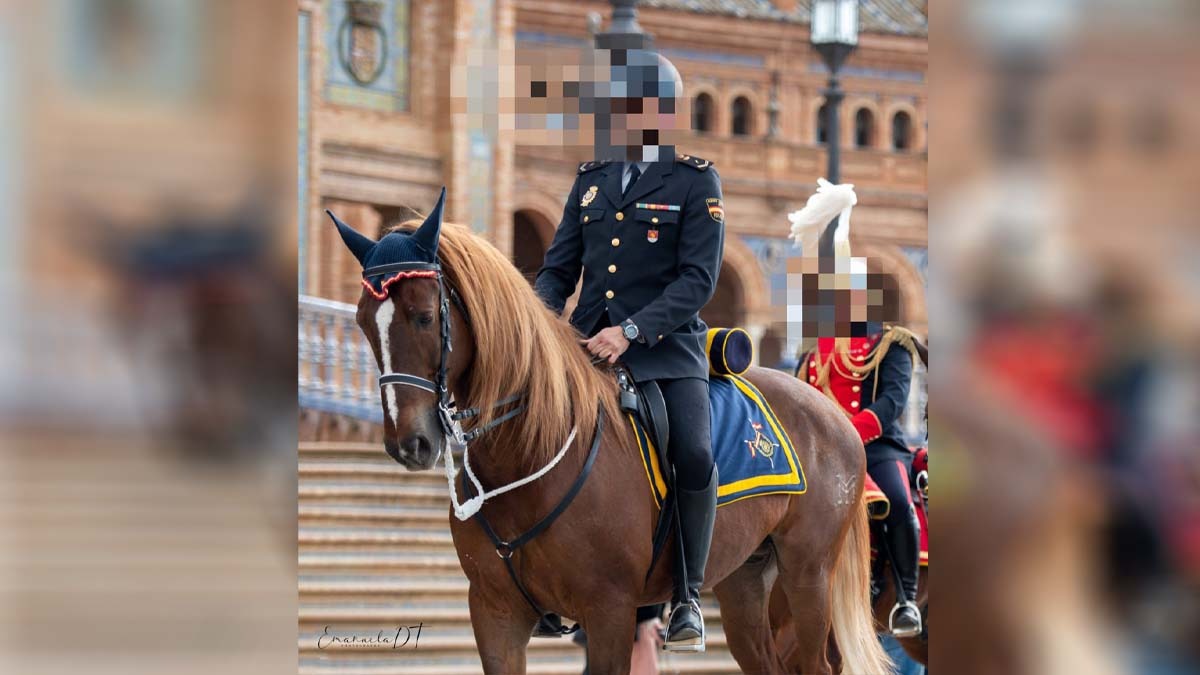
[620,318,644,344]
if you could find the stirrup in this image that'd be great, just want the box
[531,613,565,638]
[663,600,706,653]
[888,600,922,638]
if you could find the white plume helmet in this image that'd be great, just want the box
[787,178,857,258]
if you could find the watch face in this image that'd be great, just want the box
[623,323,638,340]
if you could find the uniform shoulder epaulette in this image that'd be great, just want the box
[876,325,922,363]
[675,154,713,171]
[578,160,611,174]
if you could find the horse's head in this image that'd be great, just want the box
[327,188,468,470]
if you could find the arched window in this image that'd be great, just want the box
[892,111,912,151]
[731,96,753,136]
[854,108,875,148]
[692,92,714,133]
[816,103,829,145]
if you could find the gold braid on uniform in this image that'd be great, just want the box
[797,326,921,418]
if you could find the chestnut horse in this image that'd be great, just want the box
[344,215,890,675]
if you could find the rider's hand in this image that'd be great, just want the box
[581,326,630,364]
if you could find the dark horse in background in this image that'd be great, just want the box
[330,198,892,674]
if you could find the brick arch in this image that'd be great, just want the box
[510,188,564,246]
[719,234,771,327]
[725,86,763,137]
[854,241,927,331]
[844,98,883,149]
[688,83,721,135]
[883,101,920,151]
[808,94,829,146]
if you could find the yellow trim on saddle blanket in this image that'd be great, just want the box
[630,374,807,509]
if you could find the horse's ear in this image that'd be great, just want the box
[410,187,446,259]
[326,209,376,265]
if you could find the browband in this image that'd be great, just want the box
[363,261,442,278]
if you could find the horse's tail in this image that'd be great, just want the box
[830,495,893,675]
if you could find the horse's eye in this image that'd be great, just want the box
[416,313,434,328]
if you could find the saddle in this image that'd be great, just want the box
[612,327,758,584]
[613,326,755,480]
[615,364,678,583]
[616,365,671,482]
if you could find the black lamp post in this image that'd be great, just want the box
[597,0,651,49]
[811,0,859,185]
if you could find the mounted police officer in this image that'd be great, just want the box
[789,180,925,638]
[534,47,723,652]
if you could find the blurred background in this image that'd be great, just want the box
[930,1,1200,674]
[0,1,297,674]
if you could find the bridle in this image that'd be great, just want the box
[364,260,526,444]
[363,257,599,639]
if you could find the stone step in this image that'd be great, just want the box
[299,504,449,527]
[299,526,455,548]
[300,482,449,506]
[299,550,464,572]
[300,461,448,482]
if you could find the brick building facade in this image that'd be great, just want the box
[299,0,927,370]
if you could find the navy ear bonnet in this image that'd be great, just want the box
[326,187,446,298]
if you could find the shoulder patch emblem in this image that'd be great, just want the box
[676,153,712,171]
[706,198,724,223]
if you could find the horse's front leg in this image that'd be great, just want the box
[582,596,639,675]
[467,583,538,674]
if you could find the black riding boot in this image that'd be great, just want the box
[664,467,717,652]
[885,508,923,638]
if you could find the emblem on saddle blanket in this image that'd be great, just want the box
[631,374,806,508]
[744,419,777,462]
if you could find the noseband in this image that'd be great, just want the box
[365,260,526,443]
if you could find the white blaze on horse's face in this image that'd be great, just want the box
[375,298,400,427]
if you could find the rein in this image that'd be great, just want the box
[460,409,604,637]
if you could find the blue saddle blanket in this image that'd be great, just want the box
[629,374,807,508]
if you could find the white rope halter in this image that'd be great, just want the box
[442,421,579,521]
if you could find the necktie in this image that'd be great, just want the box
[623,163,642,197]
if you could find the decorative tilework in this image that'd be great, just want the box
[901,246,928,289]
[325,0,410,112]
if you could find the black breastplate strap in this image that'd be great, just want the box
[460,408,604,636]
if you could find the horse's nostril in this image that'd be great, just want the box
[401,434,431,458]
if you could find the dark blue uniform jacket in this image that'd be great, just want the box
[534,155,725,382]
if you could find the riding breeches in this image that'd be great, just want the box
[867,453,917,528]
[868,452,921,602]
[657,377,713,490]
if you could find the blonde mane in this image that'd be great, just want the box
[392,220,619,468]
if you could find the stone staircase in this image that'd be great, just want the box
[298,442,741,674]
